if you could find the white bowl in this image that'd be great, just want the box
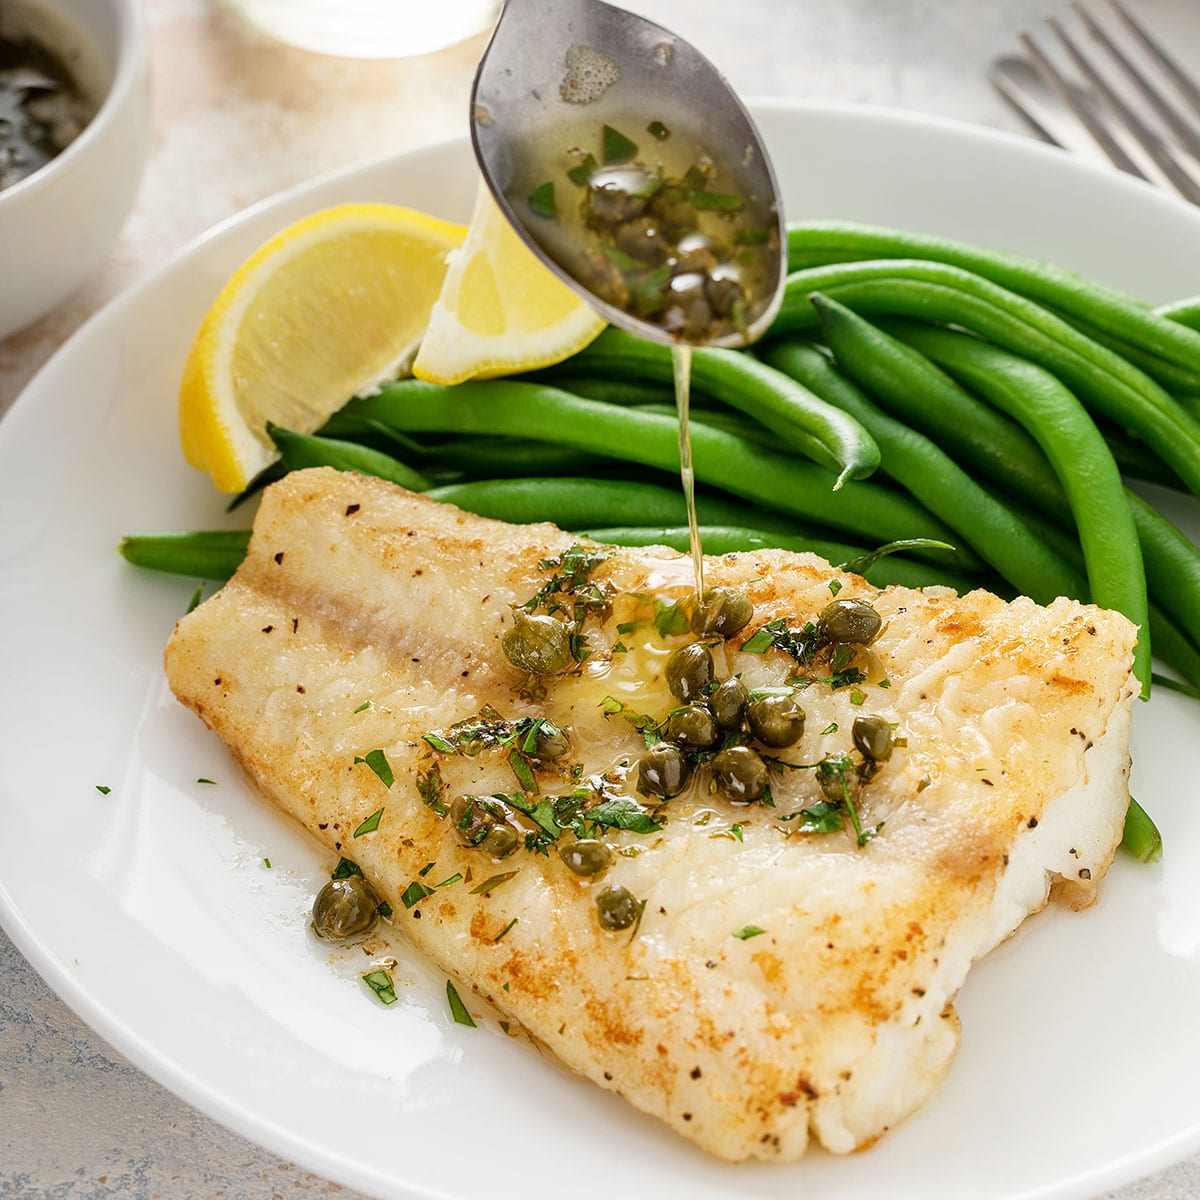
[0,0,151,340]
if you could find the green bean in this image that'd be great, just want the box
[336,379,975,567]
[119,530,250,578]
[1157,297,1200,333]
[886,321,1200,655]
[580,525,986,592]
[767,322,1068,520]
[786,221,1200,385]
[562,327,881,487]
[632,403,775,447]
[426,476,800,534]
[862,321,1149,691]
[267,424,430,491]
[764,311,1086,608]
[522,375,680,407]
[772,262,1200,496]
[416,437,606,478]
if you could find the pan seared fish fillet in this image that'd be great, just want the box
[164,466,1137,1162]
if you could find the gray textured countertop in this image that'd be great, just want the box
[3,1,1200,1197]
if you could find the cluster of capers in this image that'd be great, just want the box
[312,875,381,941]
[450,794,521,859]
[576,164,757,342]
[637,592,889,806]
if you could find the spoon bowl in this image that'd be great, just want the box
[470,0,785,347]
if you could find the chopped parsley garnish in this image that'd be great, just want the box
[377,900,393,918]
[263,857,272,869]
[599,696,661,745]
[582,797,663,834]
[435,872,463,889]
[418,861,436,877]
[422,732,457,754]
[690,189,744,212]
[362,969,398,1006]
[732,925,766,940]
[529,181,557,218]
[416,763,448,817]
[850,689,867,706]
[653,597,690,637]
[331,857,363,880]
[446,979,476,1027]
[821,722,838,735]
[647,119,670,140]
[401,881,434,909]
[494,917,519,942]
[508,750,537,792]
[797,800,843,834]
[828,579,843,596]
[740,617,819,663]
[352,701,371,713]
[95,785,111,795]
[354,749,394,789]
[566,152,598,186]
[602,123,638,164]
[730,823,744,842]
[472,870,519,895]
[353,807,385,837]
[197,778,216,785]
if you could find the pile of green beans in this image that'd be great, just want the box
[125,220,1200,863]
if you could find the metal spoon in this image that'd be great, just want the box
[470,0,785,348]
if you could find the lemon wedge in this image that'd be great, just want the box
[412,184,606,386]
[179,203,466,493]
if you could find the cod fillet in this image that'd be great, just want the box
[164,467,1137,1162]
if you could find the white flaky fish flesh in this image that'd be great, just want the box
[164,467,1137,1162]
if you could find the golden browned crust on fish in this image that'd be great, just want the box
[164,467,1137,1162]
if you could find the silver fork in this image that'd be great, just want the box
[991,1,1200,205]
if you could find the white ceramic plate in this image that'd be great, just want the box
[4,102,1200,1200]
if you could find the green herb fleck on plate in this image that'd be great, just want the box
[362,969,398,1006]
[446,979,476,1027]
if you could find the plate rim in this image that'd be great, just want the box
[4,97,1200,1200]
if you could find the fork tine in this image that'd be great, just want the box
[1018,28,1147,178]
[1072,1,1200,162]
[1111,0,1200,123]
[1045,14,1200,203]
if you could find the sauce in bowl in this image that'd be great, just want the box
[0,3,98,193]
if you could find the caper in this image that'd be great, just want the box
[709,745,769,803]
[311,876,379,941]
[665,641,713,701]
[691,586,754,638]
[596,884,641,931]
[818,597,882,646]
[502,609,572,675]
[638,743,691,798]
[705,263,746,317]
[615,216,667,265]
[482,823,520,858]
[710,676,750,730]
[450,794,516,855]
[852,714,894,762]
[817,755,853,802]
[664,703,719,750]
[532,722,571,760]
[747,693,806,748]
[560,838,614,877]
[662,271,714,339]
[584,166,656,225]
